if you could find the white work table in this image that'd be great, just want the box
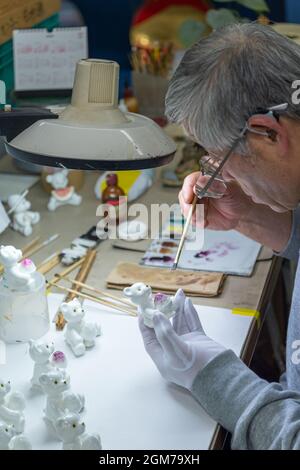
[1,294,254,450]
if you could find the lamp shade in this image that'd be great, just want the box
[5,59,176,170]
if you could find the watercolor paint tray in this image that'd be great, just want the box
[141,229,262,277]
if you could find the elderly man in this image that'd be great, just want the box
[138,23,300,450]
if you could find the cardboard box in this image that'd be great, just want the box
[0,0,61,45]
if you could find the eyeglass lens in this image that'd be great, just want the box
[195,155,228,199]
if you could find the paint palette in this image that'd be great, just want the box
[141,229,262,276]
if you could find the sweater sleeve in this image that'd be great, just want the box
[277,207,300,260]
[191,350,300,450]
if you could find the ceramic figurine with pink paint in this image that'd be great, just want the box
[123,283,183,328]
[0,245,49,343]
[29,340,67,391]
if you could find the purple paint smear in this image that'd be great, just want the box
[194,242,239,261]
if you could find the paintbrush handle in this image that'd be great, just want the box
[173,195,198,269]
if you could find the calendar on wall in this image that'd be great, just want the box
[13,26,88,91]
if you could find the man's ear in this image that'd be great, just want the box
[247,115,289,155]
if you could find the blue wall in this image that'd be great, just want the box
[286,0,300,23]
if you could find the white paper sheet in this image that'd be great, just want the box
[0,294,253,450]
[13,27,88,91]
[142,229,262,276]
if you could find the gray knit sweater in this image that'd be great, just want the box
[191,207,300,449]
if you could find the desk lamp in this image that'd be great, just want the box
[0,59,176,170]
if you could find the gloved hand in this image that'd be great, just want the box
[138,290,226,390]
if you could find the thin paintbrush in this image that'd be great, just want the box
[172,195,197,271]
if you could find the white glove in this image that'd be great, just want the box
[139,290,226,390]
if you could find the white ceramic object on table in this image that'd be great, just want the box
[29,340,55,391]
[0,423,15,450]
[9,435,32,450]
[7,194,40,237]
[29,340,67,391]
[46,170,82,211]
[0,379,26,433]
[123,283,181,328]
[39,369,85,429]
[56,412,102,450]
[0,245,36,291]
[60,298,101,357]
[0,245,49,343]
[0,423,32,450]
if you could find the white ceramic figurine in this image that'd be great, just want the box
[0,379,26,433]
[0,424,32,450]
[29,340,68,391]
[56,412,102,450]
[7,194,40,237]
[39,368,85,429]
[46,170,82,211]
[0,245,36,291]
[123,283,184,328]
[60,298,101,357]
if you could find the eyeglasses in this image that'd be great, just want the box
[194,103,288,200]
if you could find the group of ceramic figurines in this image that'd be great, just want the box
[0,258,184,451]
[7,169,82,238]
[0,338,102,451]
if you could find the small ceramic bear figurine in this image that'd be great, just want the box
[28,340,68,391]
[39,368,85,430]
[9,435,32,450]
[123,283,183,328]
[46,170,82,211]
[60,298,101,357]
[0,245,36,291]
[0,378,26,433]
[56,412,102,450]
[7,194,40,237]
[0,423,32,450]
[0,423,15,450]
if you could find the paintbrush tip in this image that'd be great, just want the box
[171,263,178,271]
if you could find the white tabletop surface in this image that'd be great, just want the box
[0,293,253,450]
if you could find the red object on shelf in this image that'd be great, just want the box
[133,0,210,26]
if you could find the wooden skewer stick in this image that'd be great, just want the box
[37,253,61,275]
[48,281,137,317]
[22,236,41,258]
[56,250,97,330]
[48,257,85,285]
[54,274,133,307]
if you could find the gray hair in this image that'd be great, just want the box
[165,22,300,154]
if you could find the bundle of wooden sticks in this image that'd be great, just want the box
[45,249,137,330]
